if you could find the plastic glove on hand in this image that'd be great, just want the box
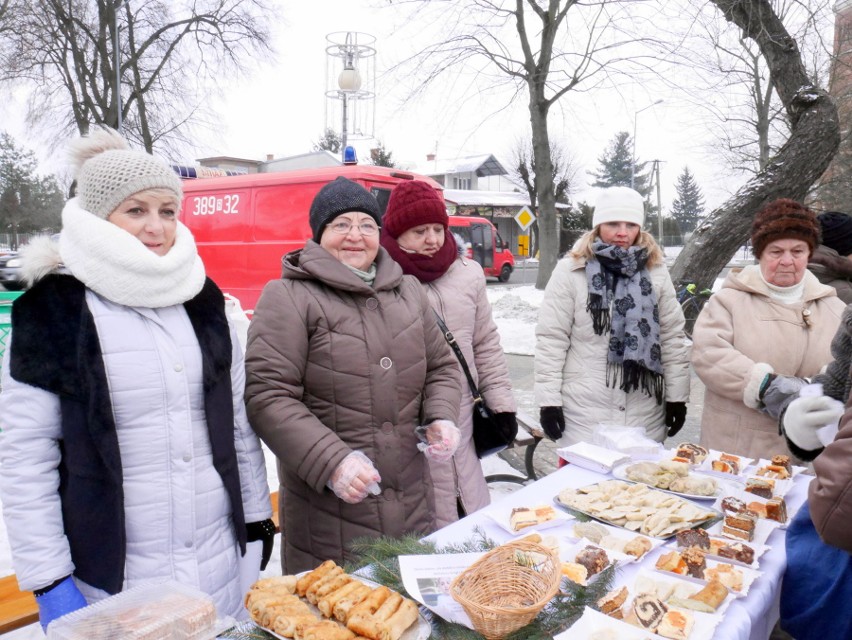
[327,451,381,504]
[539,406,565,441]
[246,518,277,570]
[665,402,687,437]
[35,576,87,632]
[782,395,844,452]
[418,420,461,462]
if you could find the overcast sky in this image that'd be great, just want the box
[1,0,835,216]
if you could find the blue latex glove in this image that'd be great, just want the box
[35,576,87,632]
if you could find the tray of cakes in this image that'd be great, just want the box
[671,527,769,570]
[713,490,793,529]
[665,442,710,466]
[566,570,729,639]
[488,503,573,535]
[559,539,635,587]
[246,561,430,640]
[653,546,762,597]
[696,450,756,479]
[612,460,742,500]
[554,480,721,539]
[46,580,219,640]
[706,496,782,545]
[569,521,663,561]
[752,454,805,480]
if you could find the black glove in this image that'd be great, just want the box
[246,519,277,571]
[539,406,565,441]
[492,412,519,443]
[665,402,687,437]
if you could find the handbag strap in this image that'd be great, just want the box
[433,310,484,404]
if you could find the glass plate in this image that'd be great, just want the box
[612,461,743,500]
[554,481,723,540]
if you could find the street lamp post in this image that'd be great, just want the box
[630,99,663,189]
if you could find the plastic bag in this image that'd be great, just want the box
[224,293,250,352]
[591,424,663,459]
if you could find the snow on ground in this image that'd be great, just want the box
[486,285,543,356]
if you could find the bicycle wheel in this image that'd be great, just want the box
[681,297,706,340]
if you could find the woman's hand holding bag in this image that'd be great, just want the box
[327,451,382,504]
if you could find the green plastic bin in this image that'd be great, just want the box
[0,290,24,369]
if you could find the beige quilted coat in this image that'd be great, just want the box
[691,265,845,460]
[534,255,690,446]
[244,242,460,573]
[423,258,516,528]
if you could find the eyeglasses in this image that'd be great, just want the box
[328,221,380,236]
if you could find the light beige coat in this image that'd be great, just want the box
[535,256,690,446]
[692,264,845,460]
[424,258,516,528]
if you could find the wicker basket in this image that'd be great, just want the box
[450,539,561,639]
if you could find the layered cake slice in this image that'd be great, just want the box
[722,511,756,541]
[745,477,774,499]
[676,528,710,550]
[766,496,788,523]
[681,546,707,579]
[717,542,755,565]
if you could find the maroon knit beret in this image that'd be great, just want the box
[382,180,447,239]
[750,198,820,259]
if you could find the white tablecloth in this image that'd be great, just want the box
[425,464,809,640]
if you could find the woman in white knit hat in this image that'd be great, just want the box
[0,127,272,629]
[534,186,690,450]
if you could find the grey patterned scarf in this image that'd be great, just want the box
[586,241,664,404]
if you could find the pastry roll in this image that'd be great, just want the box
[294,619,355,640]
[297,560,339,596]
[252,576,298,593]
[305,569,347,604]
[333,584,373,622]
[318,580,365,618]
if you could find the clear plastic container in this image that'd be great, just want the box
[47,580,218,640]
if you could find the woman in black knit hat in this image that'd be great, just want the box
[808,211,852,304]
[245,177,461,573]
[691,198,846,461]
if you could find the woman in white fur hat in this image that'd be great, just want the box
[0,128,272,629]
[534,186,690,450]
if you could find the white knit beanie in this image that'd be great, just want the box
[68,127,183,219]
[592,186,645,228]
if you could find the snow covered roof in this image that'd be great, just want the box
[443,189,571,209]
[423,154,507,177]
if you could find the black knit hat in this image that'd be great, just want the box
[750,199,820,259]
[309,177,382,242]
[818,211,852,256]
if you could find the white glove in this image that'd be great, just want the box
[782,395,844,452]
[327,451,381,504]
[416,420,461,462]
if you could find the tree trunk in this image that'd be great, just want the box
[670,0,839,290]
[530,99,557,289]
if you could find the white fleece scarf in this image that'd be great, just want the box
[60,198,206,308]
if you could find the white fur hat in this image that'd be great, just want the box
[592,186,645,228]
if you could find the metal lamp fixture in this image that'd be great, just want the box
[325,32,375,162]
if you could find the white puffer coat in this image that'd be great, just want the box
[424,258,516,528]
[0,291,270,618]
[535,256,690,446]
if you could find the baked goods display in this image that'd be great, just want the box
[572,521,656,560]
[619,461,719,497]
[509,504,557,532]
[557,480,718,538]
[46,581,217,640]
[675,527,760,567]
[653,547,751,593]
[675,443,709,465]
[247,561,421,640]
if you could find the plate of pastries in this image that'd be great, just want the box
[246,560,430,640]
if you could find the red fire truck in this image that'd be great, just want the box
[179,165,441,310]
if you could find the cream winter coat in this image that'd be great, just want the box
[535,256,690,446]
[691,264,845,461]
[424,258,516,528]
[0,294,270,618]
